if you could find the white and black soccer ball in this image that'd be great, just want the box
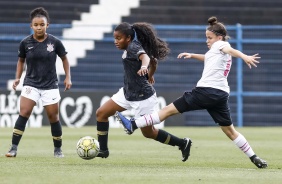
[76,136,100,160]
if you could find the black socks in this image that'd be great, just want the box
[51,121,62,148]
[155,129,184,147]
[97,121,109,151]
[12,115,28,146]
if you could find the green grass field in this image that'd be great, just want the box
[0,126,281,184]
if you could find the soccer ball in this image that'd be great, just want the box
[76,136,100,160]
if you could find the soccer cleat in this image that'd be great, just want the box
[179,138,192,162]
[115,112,135,135]
[96,150,109,158]
[5,146,17,157]
[54,147,64,158]
[251,156,268,168]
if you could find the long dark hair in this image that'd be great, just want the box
[114,22,170,61]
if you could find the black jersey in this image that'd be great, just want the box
[122,40,155,101]
[18,34,67,89]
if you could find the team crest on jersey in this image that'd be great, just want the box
[122,50,127,59]
[47,43,54,52]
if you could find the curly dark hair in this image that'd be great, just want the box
[114,22,170,61]
[30,7,50,23]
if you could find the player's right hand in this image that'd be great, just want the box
[177,52,192,59]
[12,79,20,90]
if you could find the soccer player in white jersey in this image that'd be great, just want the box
[117,16,268,168]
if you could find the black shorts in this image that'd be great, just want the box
[173,87,232,126]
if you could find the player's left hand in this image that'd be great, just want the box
[64,78,72,91]
[244,53,260,69]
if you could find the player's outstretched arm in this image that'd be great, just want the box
[177,52,205,62]
[221,46,260,69]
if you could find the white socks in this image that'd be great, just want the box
[233,133,255,157]
[135,111,160,128]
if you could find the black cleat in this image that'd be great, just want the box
[179,138,192,162]
[97,150,109,158]
[251,156,268,168]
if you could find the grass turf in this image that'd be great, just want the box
[0,127,281,184]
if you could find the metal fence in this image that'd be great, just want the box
[0,23,281,127]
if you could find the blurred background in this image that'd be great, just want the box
[0,0,281,128]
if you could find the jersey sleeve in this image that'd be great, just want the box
[18,40,26,58]
[214,40,231,51]
[55,39,67,57]
[127,40,146,60]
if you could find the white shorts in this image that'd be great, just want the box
[111,87,159,118]
[21,86,61,106]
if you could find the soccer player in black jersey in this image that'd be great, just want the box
[117,17,267,168]
[96,22,192,162]
[5,7,72,158]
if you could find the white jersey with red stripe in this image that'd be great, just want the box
[196,40,232,93]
